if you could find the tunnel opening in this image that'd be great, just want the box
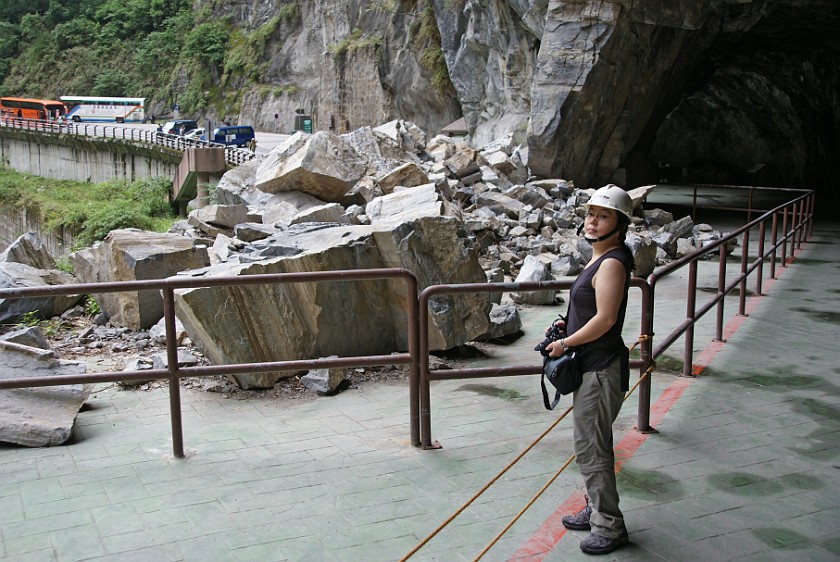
[625,2,839,212]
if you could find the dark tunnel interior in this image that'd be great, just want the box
[627,2,839,211]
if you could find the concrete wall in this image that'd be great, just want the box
[0,128,183,258]
[0,128,180,184]
[0,207,77,260]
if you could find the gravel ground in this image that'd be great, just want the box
[2,308,421,403]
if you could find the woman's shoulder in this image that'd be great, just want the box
[601,246,633,272]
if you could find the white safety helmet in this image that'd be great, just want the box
[583,184,633,221]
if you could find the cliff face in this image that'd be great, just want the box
[217,0,839,199]
[220,0,463,136]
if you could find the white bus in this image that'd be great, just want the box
[60,96,146,123]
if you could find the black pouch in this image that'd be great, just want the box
[534,315,583,410]
[541,351,583,410]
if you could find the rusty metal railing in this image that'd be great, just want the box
[0,187,815,455]
[0,268,419,457]
[647,190,815,377]
[414,187,814,446]
[415,279,652,449]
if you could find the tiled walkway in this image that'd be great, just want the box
[1,221,838,561]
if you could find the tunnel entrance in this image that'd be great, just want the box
[627,2,839,208]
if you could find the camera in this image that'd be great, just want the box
[534,316,566,357]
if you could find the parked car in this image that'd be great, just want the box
[207,125,255,147]
[183,127,206,140]
[157,119,198,136]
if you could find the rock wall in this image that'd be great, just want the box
[221,0,839,198]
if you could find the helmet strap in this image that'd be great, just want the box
[577,222,621,243]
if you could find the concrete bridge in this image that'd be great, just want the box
[0,118,257,254]
[0,118,255,206]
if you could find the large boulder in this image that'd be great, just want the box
[0,232,83,323]
[70,229,210,330]
[0,341,89,447]
[174,215,490,390]
[0,262,83,324]
[254,131,368,201]
[0,232,56,270]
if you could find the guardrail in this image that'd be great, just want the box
[0,116,255,167]
[0,269,420,458]
[0,186,816,456]
[413,187,814,447]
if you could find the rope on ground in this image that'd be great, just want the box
[472,366,654,560]
[399,404,574,561]
[473,452,576,561]
[402,333,656,560]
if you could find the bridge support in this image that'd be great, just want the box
[171,147,226,216]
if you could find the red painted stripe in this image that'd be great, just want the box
[507,259,795,561]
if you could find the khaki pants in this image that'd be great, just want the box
[572,357,626,538]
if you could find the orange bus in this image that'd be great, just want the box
[0,97,67,120]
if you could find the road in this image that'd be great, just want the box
[123,122,290,155]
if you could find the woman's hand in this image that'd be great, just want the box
[545,340,566,358]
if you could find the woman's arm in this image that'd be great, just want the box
[546,258,625,357]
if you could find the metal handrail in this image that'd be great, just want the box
[413,189,814,446]
[0,268,420,457]
[415,279,652,448]
[0,167,815,452]
[647,191,814,363]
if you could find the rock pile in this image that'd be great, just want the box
[4,120,733,395]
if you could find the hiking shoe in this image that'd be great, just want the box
[561,505,592,531]
[579,531,629,555]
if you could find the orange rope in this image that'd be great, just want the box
[402,334,656,560]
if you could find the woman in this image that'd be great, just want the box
[545,184,634,555]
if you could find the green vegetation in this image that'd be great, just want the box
[0,0,301,118]
[1,0,195,111]
[328,28,382,58]
[15,310,41,328]
[411,3,453,95]
[0,0,450,114]
[13,309,69,334]
[82,294,100,316]
[0,167,177,248]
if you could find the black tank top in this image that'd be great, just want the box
[565,245,633,389]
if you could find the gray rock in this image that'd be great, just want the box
[0,232,56,270]
[189,204,250,230]
[174,215,490,390]
[0,326,51,350]
[69,229,210,330]
[0,262,83,324]
[376,162,429,194]
[300,359,349,395]
[119,355,155,388]
[624,232,658,278]
[511,255,555,305]
[290,203,351,226]
[0,341,89,447]
[475,303,523,341]
[254,131,368,202]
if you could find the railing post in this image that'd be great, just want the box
[755,220,766,296]
[770,211,779,279]
[418,292,435,449]
[406,275,421,448]
[637,281,654,432]
[797,199,806,249]
[715,241,727,342]
[781,207,789,268]
[683,261,698,376]
[738,228,749,316]
[162,286,185,458]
